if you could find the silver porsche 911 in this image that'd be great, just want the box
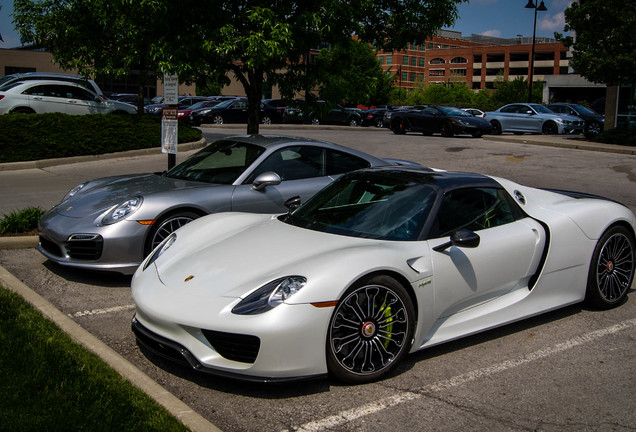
[38,135,410,274]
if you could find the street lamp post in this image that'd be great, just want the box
[525,0,547,103]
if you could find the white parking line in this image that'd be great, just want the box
[287,318,636,432]
[69,304,136,318]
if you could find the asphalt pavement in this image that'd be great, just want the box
[1,126,634,432]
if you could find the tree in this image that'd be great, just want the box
[14,0,468,132]
[559,0,636,86]
[12,0,174,112]
[313,39,394,107]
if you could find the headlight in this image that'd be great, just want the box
[197,109,212,115]
[100,197,143,225]
[143,232,176,271]
[232,276,307,315]
[61,182,88,202]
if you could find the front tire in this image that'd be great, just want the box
[375,118,384,128]
[261,116,272,125]
[145,211,200,256]
[349,117,359,127]
[490,120,502,135]
[212,114,224,125]
[391,119,406,135]
[327,275,415,384]
[471,130,483,138]
[586,121,602,136]
[542,121,558,135]
[441,121,454,137]
[585,225,635,309]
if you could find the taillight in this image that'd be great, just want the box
[0,95,4,101]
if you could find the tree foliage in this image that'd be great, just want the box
[13,0,468,132]
[559,0,636,85]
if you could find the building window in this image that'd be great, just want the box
[419,73,425,81]
[410,72,416,82]
[429,69,445,77]
[473,68,481,76]
[428,43,434,49]
[420,44,425,52]
[378,55,384,65]
[450,57,468,64]
[419,57,426,67]
[403,56,409,66]
[450,69,466,77]
[402,71,408,82]
[411,57,417,67]
[430,58,445,65]
[474,54,482,63]
[510,52,529,62]
[386,55,392,65]
[486,53,505,63]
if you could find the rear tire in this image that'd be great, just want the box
[584,225,635,309]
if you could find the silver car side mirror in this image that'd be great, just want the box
[252,171,282,191]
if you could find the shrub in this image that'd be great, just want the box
[0,207,45,234]
[0,113,202,163]
[592,127,636,146]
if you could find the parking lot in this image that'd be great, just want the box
[1,127,635,431]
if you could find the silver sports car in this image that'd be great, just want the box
[38,135,410,274]
[132,166,635,383]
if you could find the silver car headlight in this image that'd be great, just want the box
[61,182,88,202]
[143,232,177,271]
[100,197,143,225]
[232,276,307,315]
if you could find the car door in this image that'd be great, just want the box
[231,145,357,213]
[62,85,108,114]
[225,99,249,123]
[495,105,522,130]
[516,105,543,132]
[23,84,69,113]
[427,187,545,319]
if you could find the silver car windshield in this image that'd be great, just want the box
[164,140,265,184]
[286,170,436,241]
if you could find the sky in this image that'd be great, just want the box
[0,0,571,49]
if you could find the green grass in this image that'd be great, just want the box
[0,207,45,235]
[0,286,190,432]
[0,113,202,163]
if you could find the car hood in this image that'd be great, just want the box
[150,212,384,300]
[54,173,210,218]
[450,115,490,126]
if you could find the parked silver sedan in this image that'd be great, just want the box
[38,135,410,274]
[485,103,584,135]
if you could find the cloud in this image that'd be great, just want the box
[480,29,502,37]
[539,11,566,32]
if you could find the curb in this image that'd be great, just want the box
[0,236,39,249]
[0,260,222,432]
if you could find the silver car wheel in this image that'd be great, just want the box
[261,116,272,124]
[586,226,635,309]
[148,213,198,253]
[212,115,224,124]
[327,276,414,383]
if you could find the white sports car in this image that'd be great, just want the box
[131,167,635,383]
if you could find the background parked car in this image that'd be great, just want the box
[177,99,221,122]
[485,103,585,135]
[0,72,105,98]
[187,98,249,125]
[309,104,362,127]
[144,95,213,114]
[390,105,492,137]
[462,108,486,118]
[360,108,388,127]
[0,80,136,115]
[107,93,152,106]
[546,103,604,136]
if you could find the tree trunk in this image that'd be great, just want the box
[246,68,263,135]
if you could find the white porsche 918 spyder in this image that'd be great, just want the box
[131,167,635,384]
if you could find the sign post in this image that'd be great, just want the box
[162,73,179,169]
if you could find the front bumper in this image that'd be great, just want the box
[38,210,148,274]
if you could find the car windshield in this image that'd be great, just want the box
[187,101,211,110]
[164,140,265,184]
[285,170,436,241]
[438,106,471,116]
[571,104,597,115]
[530,104,553,114]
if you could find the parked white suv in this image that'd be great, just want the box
[0,72,104,97]
[0,80,136,115]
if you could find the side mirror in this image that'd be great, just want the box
[433,229,480,252]
[252,171,281,191]
[284,196,301,212]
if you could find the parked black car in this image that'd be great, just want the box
[188,98,249,125]
[546,103,604,136]
[309,105,362,127]
[389,105,492,137]
[360,108,388,128]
